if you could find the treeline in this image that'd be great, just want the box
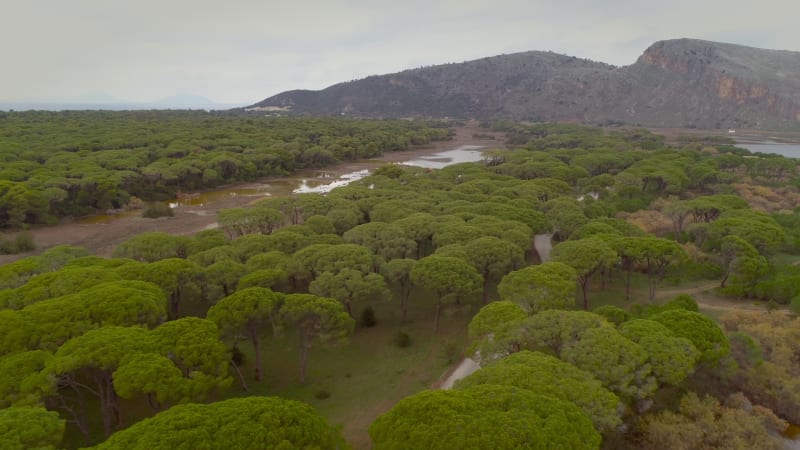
[0,111,451,228]
[2,123,800,448]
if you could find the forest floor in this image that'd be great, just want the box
[0,125,504,264]
[204,296,470,450]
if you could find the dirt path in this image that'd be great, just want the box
[438,357,480,390]
[0,125,505,264]
[603,278,783,315]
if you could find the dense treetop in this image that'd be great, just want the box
[2,121,800,448]
[0,112,450,227]
[91,396,349,450]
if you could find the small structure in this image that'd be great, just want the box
[728,129,736,135]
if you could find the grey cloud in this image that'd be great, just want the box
[1,0,799,104]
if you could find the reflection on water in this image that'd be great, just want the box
[78,145,486,225]
[78,209,141,225]
[169,187,275,208]
[294,169,371,194]
[401,145,485,169]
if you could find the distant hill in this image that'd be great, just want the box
[0,94,241,111]
[249,39,800,130]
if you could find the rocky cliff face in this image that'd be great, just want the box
[249,39,800,130]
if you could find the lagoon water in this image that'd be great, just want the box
[80,144,487,224]
[295,145,486,193]
[400,145,485,169]
[736,141,800,159]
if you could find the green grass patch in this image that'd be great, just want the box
[224,294,473,449]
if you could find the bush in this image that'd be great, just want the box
[663,294,699,312]
[393,332,413,348]
[359,306,377,328]
[314,390,331,400]
[790,296,800,315]
[14,232,36,252]
[664,261,723,284]
[0,237,15,254]
[142,202,174,218]
[0,232,36,255]
[593,305,632,325]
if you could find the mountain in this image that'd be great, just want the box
[249,39,800,130]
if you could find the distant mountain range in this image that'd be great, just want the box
[0,94,242,111]
[249,39,800,130]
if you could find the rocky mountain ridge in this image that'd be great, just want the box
[250,39,800,130]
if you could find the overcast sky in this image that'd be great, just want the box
[2,0,798,105]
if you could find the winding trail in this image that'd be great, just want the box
[439,358,480,390]
[437,234,556,390]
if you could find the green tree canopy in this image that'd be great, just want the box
[91,397,348,449]
[309,269,389,318]
[279,293,354,382]
[410,255,481,333]
[0,350,53,408]
[382,258,417,321]
[649,309,730,366]
[463,236,525,304]
[112,232,189,262]
[550,238,618,309]
[207,287,283,382]
[468,301,527,346]
[370,385,600,450]
[456,351,621,432]
[0,406,65,450]
[343,221,417,262]
[560,326,657,400]
[497,262,577,312]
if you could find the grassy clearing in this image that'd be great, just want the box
[228,295,474,449]
[59,292,474,450]
[583,271,780,321]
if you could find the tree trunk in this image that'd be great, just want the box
[110,384,121,428]
[345,300,353,318]
[299,342,309,384]
[230,359,249,392]
[55,386,90,444]
[623,268,631,300]
[580,278,589,310]
[649,275,656,301]
[400,286,408,322]
[249,327,263,383]
[95,375,114,438]
[720,271,729,288]
[170,291,180,320]
[300,329,309,383]
[434,300,442,334]
[146,393,162,412]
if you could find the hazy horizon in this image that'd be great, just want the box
[2,0,799,105]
